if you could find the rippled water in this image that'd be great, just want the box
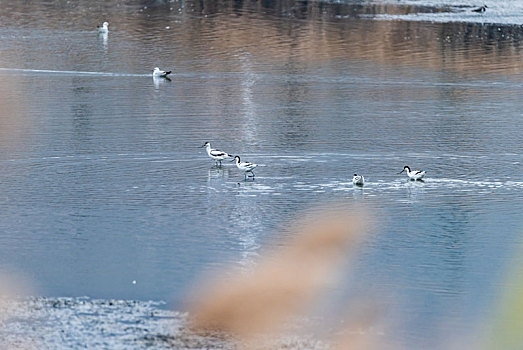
[0,0,522,348]
[373,0,523,25]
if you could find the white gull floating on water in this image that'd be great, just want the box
[97,22,109,33]
[152,67,172,78]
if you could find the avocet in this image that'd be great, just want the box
[352,174,365,186]
[201,142,232,166]
[233,156,257,178]
[399,166,426,180]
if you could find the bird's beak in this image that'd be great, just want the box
[398,169,405,174]
[199,144,206,148]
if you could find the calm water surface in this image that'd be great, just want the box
[0,0,522,347]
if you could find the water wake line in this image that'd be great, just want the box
[0,67,149,77]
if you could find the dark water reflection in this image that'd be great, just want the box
[0,0,522,348]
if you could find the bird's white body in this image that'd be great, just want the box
[234,156,257,177]
[97,22,109,33]
[152,67,171,77]
[352,174,364,186]
[202,142,232,165]
[401,166,426,180]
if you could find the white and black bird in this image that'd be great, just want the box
[201,142,232,166]
[97,21,109,33]
[233,156,258,178]
[399,166,426,181]
[472,5,487,13]
[152,67,172,78]
[352,174,365,186]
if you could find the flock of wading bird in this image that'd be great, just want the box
[200,142,426,183]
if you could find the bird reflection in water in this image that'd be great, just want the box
[152,75,171,89]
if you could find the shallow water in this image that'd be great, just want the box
[0,0,522,348]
